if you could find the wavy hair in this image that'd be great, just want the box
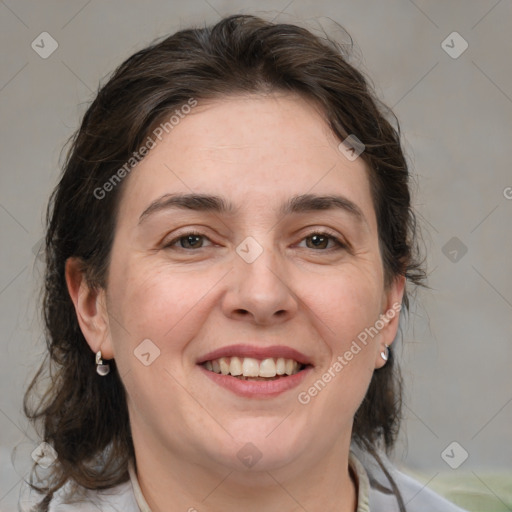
[24,14,425,509]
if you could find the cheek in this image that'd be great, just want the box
[301,265,381,402]
[107,261,214,363]
[304,264,383,344]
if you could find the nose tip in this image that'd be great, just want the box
[223,248,298,325]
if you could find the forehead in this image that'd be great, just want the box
[117,93,376,227]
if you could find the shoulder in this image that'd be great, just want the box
[350,444,469,512]
[20,478,139,512]
[49,479,138,512]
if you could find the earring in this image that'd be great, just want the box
[96,351,110,376]
[380,345,389,362]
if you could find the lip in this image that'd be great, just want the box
[198,364,313,399]
[196,344,313,366]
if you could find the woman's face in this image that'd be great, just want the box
[76,93,403,474]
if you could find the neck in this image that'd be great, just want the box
[133,436,357,512]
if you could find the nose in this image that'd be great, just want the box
[221,242,298,326]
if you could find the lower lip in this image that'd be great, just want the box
[198,365,313,398]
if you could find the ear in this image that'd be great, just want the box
[374,275,406,369]
[65,257,114,360]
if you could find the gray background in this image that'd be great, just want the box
[1,0,511,510]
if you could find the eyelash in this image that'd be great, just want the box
[163,229,347,252]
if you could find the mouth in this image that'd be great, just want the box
[202,356,308,381]
[196,345,313,398]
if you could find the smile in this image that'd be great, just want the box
[203,356,304,380]
[197,344,313,397]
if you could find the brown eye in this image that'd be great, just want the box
[306,234,330,249]
[180,234,204,249]
[301,232,345,250]
[164,231,212,250]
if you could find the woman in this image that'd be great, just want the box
[23,14,468,512]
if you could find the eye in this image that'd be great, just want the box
[299,231,346,250]
[164,231,212,250]
[163,230,345,251]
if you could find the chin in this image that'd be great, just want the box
[215,417,310,471]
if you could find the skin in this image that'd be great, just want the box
[66,93,404,512]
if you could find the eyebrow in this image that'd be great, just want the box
[138,192,365,224]
[138,193,237,224]
[281,193,365,222]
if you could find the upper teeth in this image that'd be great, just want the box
[204,357,302,377]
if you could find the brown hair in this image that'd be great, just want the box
[24,13,425,508]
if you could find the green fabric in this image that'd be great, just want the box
[402,470,512,512]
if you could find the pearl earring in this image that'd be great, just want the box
[381,345,389,362]
[96,351,110,376]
